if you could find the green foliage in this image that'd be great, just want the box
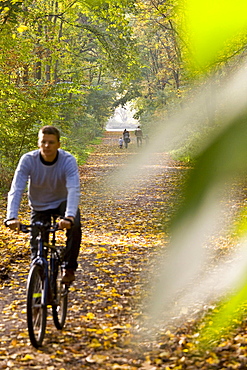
[171,111,247,233]
[180,0,247,72]
[0,0,142,191]
[188,111,247,348]
[61,129,103,166]
[157,0,247,352]
[0,0,24,26]
[129,0,184,126]
[0,83,59,167]
[197,281,247,350]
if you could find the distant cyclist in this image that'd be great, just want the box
[4,125,81,284]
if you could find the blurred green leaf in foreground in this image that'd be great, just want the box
[182,0,247,70]
[147,0,247,350]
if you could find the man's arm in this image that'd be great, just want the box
[64,155,80,218]
[57,156,79,230]
[6,155,30,220]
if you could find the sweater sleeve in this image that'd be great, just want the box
[7,155,30,219]
[64,156,80,218]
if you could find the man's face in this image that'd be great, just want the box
[38,133,60,162]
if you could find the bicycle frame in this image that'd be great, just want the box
[34,223,49,307]
[23,221,52,307]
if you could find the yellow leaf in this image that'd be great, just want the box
[88,338,102,348]
[206,355,219,365]
[10,338,18,346]
[86,312,95,320]
[21,354,34,361]
[17,24,28,33]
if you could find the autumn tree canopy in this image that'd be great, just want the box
[1,0,247,192]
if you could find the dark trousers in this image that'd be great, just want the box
[30,201,81,270]
[136,136,142,146]
[124,138,129,148]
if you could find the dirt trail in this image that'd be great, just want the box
[0,131,187,369]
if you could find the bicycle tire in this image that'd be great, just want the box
[52,265,68,329]
[27,264,47,348]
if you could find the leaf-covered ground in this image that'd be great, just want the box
[0,132,245,369]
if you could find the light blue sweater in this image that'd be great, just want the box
[7,149,80,219]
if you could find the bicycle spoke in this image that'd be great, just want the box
[32,293,42,329]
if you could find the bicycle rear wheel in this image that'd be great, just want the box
[52,265,68,329]
[27,264,47,348]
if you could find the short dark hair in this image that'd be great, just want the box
[39,126,60,141]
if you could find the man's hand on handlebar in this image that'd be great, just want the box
[58,216,74,230]
[4,216,74,231]
[5,219,21,232]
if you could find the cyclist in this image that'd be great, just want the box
[4,125,81,284]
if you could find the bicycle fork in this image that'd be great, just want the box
[30,238,49,308]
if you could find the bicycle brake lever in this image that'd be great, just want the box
[52,223,60,231]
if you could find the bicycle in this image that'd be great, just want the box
[20,218,70,348]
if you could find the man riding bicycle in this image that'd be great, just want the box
[4,125,81,284]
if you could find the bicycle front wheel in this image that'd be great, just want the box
[52,266,68,330]
[27,264,47,348]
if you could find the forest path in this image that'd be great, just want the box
[0,131,222,370]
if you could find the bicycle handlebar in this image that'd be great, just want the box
[20,222,59,233]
